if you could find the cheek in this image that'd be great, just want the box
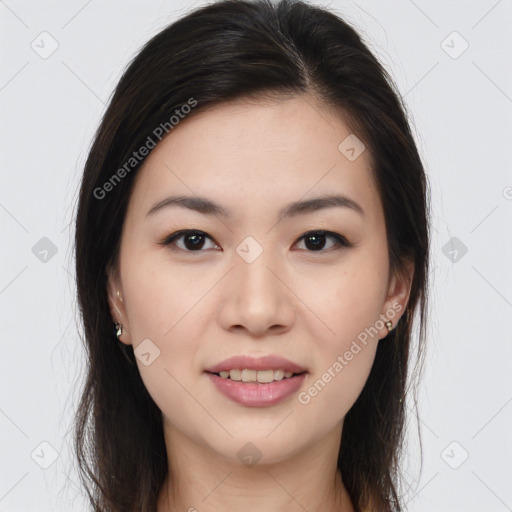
[294,251,386,414]
[119,256,205,405]
[297,302,379,424]
[299,345,377,429]
[121,250,203,339]
[301,255,388,347]
[125,294,204,434]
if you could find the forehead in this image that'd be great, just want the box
[127,94,381,224]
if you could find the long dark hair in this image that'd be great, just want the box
[73,1,430,510]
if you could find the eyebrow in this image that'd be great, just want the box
[146,194,365,220]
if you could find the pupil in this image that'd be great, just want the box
[185,233,204,250]
[305,233,325,251]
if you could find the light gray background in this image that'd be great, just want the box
[1,0,511,510]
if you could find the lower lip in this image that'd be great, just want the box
[206,372,307,407]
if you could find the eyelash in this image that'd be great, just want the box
[158,229,352,254]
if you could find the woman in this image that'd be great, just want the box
[73,1,431,510]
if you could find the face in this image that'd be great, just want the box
[107,94,412,466]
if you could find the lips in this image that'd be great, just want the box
[206,372,307,407]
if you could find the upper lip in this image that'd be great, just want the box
[205,355,308,374]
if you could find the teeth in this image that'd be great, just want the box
[230,369,242,381]
[274,370,285,381]
[216,369,299,382]
[254,370,273,383]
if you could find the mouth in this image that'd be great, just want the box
[206,370,307,407]
[204,355,308,406]
[204,355,308,407]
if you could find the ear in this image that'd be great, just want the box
[106,263,131,345]
[378,258,414,339]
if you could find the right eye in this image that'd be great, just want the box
[158,230,221,252]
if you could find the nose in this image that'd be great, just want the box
[218,250,296,338]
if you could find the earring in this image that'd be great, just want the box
[385,320,394,332]
[114,322,123,338]
[114,291,124,339]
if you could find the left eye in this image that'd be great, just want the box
[159,230,351,253]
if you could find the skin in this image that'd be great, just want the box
[106,93,413,512]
